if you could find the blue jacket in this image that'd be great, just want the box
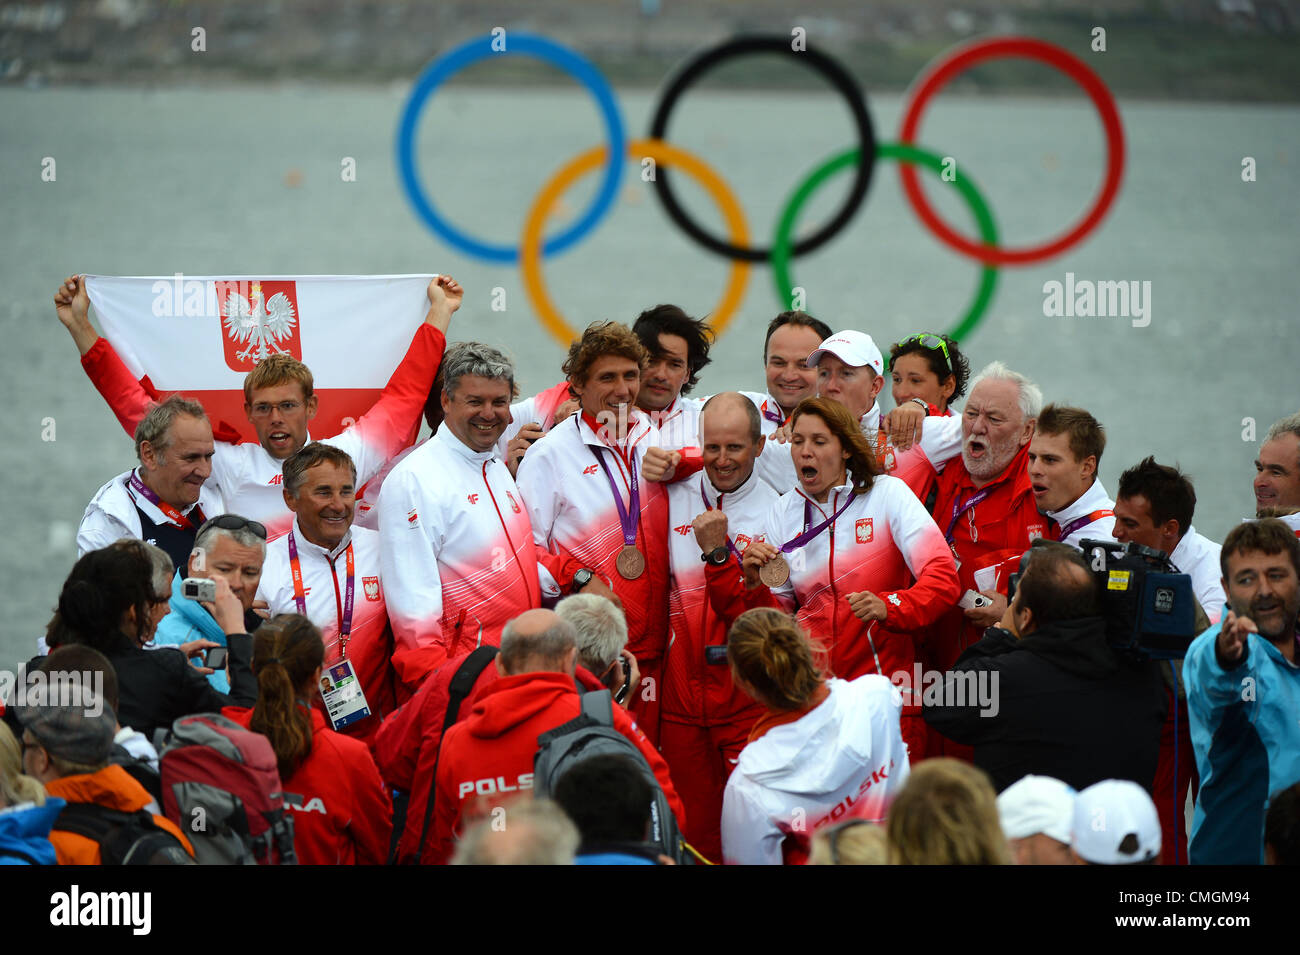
[0,799,65,865]
[152,571,230,694]
[1185,617,1300,864]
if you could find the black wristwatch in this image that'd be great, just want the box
[701,545,730,566]
[909,397,931,414]
[571,568,595,593]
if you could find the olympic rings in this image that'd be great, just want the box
[772,143,999,345]
[396,33,626,263]
[897,37,1125,265]
[647,36,876,263]
[396,32,1126,347]
[521,139,751,345]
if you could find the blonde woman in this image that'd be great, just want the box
[886,758,1012,865]
[0,722,61,865]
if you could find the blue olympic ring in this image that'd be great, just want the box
[396,33,627,263]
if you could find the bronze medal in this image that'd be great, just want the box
[616,545,645,580]
[760,554,791,588]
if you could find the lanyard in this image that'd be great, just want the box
[593,446,641,548]
[780,490,857,554]
[127,471,206,531]
[1055,509,1114,542]
[700,485,741,558]
[945,488,992,543]
[288,532,354,655]
[760,398,786,427]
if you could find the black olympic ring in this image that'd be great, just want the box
[648,35,877,264]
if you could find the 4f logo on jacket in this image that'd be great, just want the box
[467,494,479,505]
[856,518,873,543]
[583,464,599,475]
[673,523,693,536]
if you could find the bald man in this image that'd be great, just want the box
[427,609,685,863]
[661,392,780,862]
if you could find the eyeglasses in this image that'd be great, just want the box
[198,514,268,540]
[891,333,951,372]
[249,400,303,417]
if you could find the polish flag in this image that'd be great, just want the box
[83,274,435,443]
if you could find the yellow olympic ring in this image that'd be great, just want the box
[520,138,750,347]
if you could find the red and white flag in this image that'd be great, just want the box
[83,273,436,443]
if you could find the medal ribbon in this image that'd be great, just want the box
[128,470,205,531]
[1054,509,1114,542]
[760,398,786,426]
[700,485,741,558]
[593,447,641,549]
[288,532,355,656]
[780,490,858,554]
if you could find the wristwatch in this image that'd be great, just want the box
[571,568,595,593]
[909,397,931,414]
[701,545,730,566]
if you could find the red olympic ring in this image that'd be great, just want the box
[897,36,1125,266]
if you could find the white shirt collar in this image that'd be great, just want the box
[433,419,498,464]
[1045,478,1114,525]
[576,407,652,453]
[290,516,352,562]
[701,466,761,508]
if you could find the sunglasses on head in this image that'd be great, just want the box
[891,333,951,373]
[198,514,268,540]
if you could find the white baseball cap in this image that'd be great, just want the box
[805,330,884,376]
[997,775,1075,844]
[1071,779,1161,865]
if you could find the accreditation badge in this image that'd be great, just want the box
[319,659,371,731]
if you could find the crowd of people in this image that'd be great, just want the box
[0,273,1298,866]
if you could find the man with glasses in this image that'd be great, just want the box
[77,395,224,572]
[151,514,270,693]
[54,272,462,539]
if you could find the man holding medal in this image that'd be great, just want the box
[77,395,224,572]
[257,442,394,738]
[516,322,670,743]
[660,392,779,862]
[709,397,960,761]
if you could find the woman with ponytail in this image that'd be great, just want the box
[46,540,258,739]
[720,608,911,865]
[223,615,391,864]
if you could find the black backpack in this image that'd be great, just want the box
[53,803,195,865]
[533,689,687,865]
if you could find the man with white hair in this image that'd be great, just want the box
[1254,411,1300,535]
[928,362,1045,679]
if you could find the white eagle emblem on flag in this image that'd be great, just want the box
[223,282,297,364]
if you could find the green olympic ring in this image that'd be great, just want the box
[772,142,999,344]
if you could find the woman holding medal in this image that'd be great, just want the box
[718,397,961,760]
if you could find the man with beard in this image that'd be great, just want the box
[1184,518,1300,864]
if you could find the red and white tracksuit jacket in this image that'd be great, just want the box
[662,470,776,861]
[707,475,960,760]
[376,425,544,688]
[430,671,685,864]
[223,706,392,865]
[738,391,798,493]
[256,519,398,735]
[1046,478,1116,549]
[78,325,444,538]
[77,467,225,555]
[721,676,910,865]
[515,410,671,739]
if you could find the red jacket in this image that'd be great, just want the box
[373,653,623,865]
[927,442,1047,671]
[224,706,392,865]
[429,670,685,864]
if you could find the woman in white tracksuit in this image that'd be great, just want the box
[720,608,911,865]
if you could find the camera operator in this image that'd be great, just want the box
[923,540,1166,793]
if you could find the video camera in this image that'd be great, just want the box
[1007,538,1197,659]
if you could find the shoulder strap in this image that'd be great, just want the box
[580,688,615,728]
[53,802,135,841]
[413,645,500,864]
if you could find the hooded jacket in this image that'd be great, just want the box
[45,765,195,865]
[922,618,1167,793]
[224,706,392,865]
[0,799,64,865]
[721,676,910,865]
[430,671,683,864]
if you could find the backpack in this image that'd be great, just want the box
[159,713,297,865]
[109,743,162,804]
[532,689,687,865]
[53,804,195,865]
[412,644,500,864]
